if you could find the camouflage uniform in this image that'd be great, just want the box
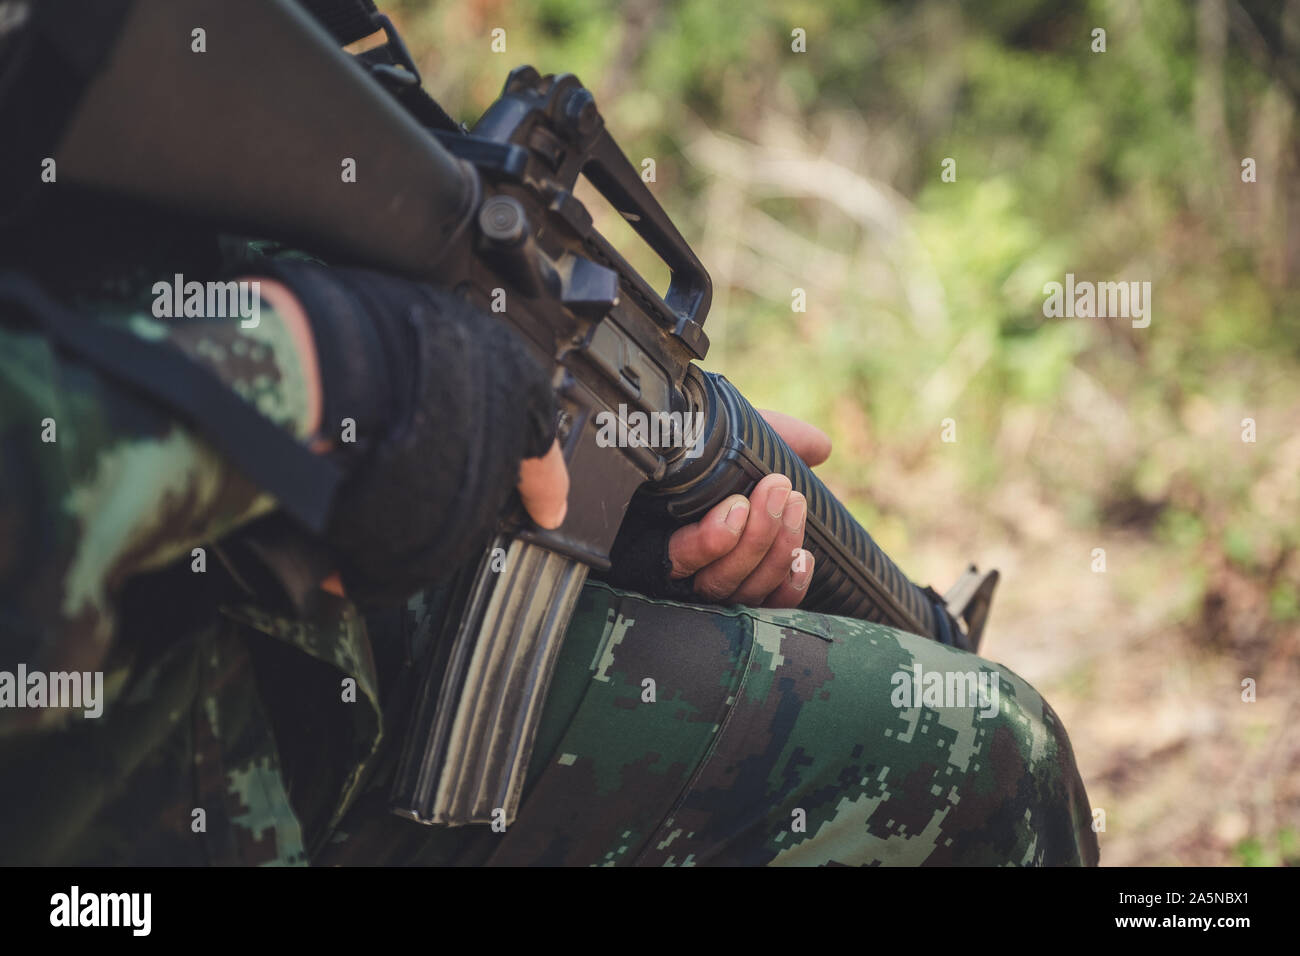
[0,260,1099,866]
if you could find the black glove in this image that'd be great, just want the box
[596,506,699,601]
[261,260,555,606]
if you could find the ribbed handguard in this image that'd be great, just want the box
[648,369,970,649]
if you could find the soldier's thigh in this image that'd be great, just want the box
[481,580,1098,866]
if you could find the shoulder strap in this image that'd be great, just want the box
[0,271,342,535]
[297,0,381,45]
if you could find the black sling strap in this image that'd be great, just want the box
[0,272,342,535]
[296,0,463,134]
[297,0,380,46]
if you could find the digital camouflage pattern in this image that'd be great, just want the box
[0,263,1098,866]
[504,585,1098,866]
[321,582,1099,866]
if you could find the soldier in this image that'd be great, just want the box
[0,235,1098,866]
[0,5,1097,868]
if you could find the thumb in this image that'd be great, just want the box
[517,439,569,529]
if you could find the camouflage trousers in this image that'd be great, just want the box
[324,580,1099,866]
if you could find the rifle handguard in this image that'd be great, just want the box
[644,368,993,652]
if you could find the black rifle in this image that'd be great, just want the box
[41,0,998,826]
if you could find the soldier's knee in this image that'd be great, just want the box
[974,666,1098,865]
[862,634,1097,864]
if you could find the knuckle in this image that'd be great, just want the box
[706,524,743,555]
[694,578,734,601]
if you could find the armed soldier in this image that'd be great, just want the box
[0,0,1098,866]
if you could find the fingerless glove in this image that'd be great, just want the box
[261,260,555,606]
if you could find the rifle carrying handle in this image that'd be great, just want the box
[647,367,984,651]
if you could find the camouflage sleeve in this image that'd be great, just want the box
[0,278,317,730]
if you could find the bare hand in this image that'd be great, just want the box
[666,412,831,608]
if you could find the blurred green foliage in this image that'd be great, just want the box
[1236,826,1299,866]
